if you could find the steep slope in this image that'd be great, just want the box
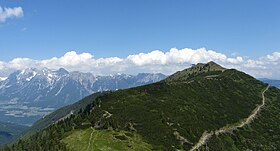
[4,62,279,151]
[205,85,280,150]
[22,92,106,138]
[0,122,28,147]
[190,85,270,151]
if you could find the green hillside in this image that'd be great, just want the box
[62,127,154,151]
[205,86,280,150]
[22,92,106,138]
[2,62,279,151]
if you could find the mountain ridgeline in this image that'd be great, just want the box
[3,62,280,151]
[0,68,166,126]
[0,68,166,108]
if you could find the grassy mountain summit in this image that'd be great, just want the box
[166,61,225,82]
[3,62,280,151]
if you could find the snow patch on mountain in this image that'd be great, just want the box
[0,77,7,81]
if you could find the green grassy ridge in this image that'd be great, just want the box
[62,127,154,151]
[88,69,266,150]
[204,86,280,151]
[2,62,273,151]
[165,61,225,82]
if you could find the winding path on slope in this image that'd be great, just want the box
[190,85,270,151]
[86,127,94,151]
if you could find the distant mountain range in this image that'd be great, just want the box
[0,68,166,125]
[0,67,278,127]
[259,78,280,88]
[8,62,280,151]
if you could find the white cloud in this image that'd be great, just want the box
[127,48,232,66]
[0,6,23,22]
[127,50,167,66]
[0,48,280,79]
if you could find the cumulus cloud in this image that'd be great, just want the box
[128,48,233,65]
[0,6,23,22]
[0,48,280,79]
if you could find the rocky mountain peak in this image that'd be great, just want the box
[56,68,69,76]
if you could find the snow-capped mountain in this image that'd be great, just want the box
[0,68,166,108]
[0,68,166,125]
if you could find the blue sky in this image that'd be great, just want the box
[0,0,280,79]
[1,0,280,61]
